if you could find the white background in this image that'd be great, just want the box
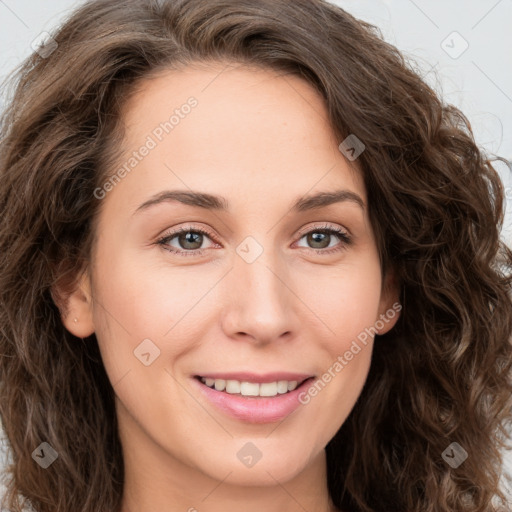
[0,0,511,504]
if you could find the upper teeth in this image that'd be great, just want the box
[200,377,301,397]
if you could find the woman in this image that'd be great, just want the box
[0,0,511,511]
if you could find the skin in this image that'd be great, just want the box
[57,62,400,512]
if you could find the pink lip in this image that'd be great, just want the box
[195,372,313,384]
[192,376,316,424]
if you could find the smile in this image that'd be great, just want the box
[193,373,316,423]
[198,376,307,397]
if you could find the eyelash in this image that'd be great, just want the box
[156,223,352,257]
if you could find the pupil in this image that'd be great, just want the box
[309,232,329,249]
[180,232,202,249]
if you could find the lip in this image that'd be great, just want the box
[192,375,316,424]
[195,371,313,384]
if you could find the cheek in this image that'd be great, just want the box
[89,253,205,433]
[293,257,383,343]
[292,258,382,419]
[90,249,221,373]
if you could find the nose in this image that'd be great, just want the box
[220,245,298,346]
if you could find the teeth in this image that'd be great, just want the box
[240,381,259,396]
[277,380,289,394]
[200,377,303,396]
[225,380,241,394]
[214,379,226,391]
[287,381,298,391]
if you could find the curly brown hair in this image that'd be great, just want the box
[0,0,511,511]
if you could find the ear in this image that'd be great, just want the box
[375,266,401,335]
[51,269,95,338]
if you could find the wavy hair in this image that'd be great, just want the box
[0,0,511,510]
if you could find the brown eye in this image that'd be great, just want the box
[176,231,204,250]
[306,231,333,249]
[296,225,352,255]
[157,226,217,256]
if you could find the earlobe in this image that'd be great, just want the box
[51,270,95,338]
[376,267,401,335]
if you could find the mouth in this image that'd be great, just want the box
[192,373,317,423]
[194,375,311,398]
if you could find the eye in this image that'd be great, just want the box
[156,225,217,257]
[156,223,352,257]
[295,223,352,255]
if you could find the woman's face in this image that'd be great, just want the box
[63,63,399,489]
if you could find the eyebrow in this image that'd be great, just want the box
[134,188,365,215]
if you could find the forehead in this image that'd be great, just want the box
[107,62,366,212]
